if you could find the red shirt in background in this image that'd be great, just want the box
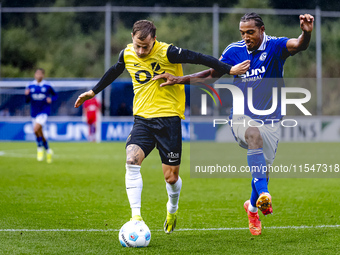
[84,98,100,125]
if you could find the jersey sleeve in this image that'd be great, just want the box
[219,45,238,66]
[92,50,125,94]
[273,37,290,60]
[166,45,232,75]
[49,84,58,101]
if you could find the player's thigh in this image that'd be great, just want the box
[154,116,182,166]
[32,115,46,133]
[258,122,281,166]
[126,120,156,164]
[35,113,48,126]
[33,122,43,134]
[126,144,145,165]
[229,115,254,149]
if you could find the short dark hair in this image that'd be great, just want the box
[36,68,45,74]
[240,13,265,29]
[132,20,156,40]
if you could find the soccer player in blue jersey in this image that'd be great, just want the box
[25,68,57,163]
[153,13,314,235]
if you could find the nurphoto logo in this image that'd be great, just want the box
[200,83,311,127]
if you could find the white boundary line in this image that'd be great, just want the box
[1,225,339,232]
[0,150,115,160]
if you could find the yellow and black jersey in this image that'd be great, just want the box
[123,41,185,119]
[92,40,233,119]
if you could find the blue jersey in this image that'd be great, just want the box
[220,33,290,123]
[26,80,57,117]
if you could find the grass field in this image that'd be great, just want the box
[0,142,339,254]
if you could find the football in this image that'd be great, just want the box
[119,220,151,248]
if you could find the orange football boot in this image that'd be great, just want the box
[256,192,273,216]
[244,200,261,235]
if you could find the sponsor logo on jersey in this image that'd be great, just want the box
[240,66,265,82]
[32,93,46,100]
[134,62,164,84]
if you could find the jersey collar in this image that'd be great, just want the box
[149,40,159,56]
[247,32,268,54]
[33,79,46,86]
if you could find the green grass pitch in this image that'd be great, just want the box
[0,142,339,254]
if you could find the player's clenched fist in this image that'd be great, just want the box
[74,90,95,108]
[299,14,314,33]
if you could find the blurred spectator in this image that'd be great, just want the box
[0,108,10,117]
[83,97,101,142]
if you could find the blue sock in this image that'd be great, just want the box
[43,140,49,150]
[247,148,268,195]
[36,136,43,148]
[250,178,258,207]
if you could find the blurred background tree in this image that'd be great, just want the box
[0,0,339,79]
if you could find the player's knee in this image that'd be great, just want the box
[126,144,144,165]
[126,158,142,165]
[165,174,178,184]
[33,128,41,136]
[33,124,42,134]
[245,127,263,148]
[164,167,179,184]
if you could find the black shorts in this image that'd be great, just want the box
[126,116,182,166]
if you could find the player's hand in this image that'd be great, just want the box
[152,73,178,87]
[229,60,250,75]
[300,14,314,33]
[75,90,95,108]
[46,97,52,104]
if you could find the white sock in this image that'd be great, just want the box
[131,207,141,217]
[125,164,143,217]
[166,176,182,214]
[37,147,43,152]
[248,202,258,213]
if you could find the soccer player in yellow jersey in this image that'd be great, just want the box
[75,20,249,234]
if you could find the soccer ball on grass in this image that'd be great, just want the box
[119,220,151,248]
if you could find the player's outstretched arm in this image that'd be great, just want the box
[153,69,217,87]
[153,60,249,87]
[287,14,314,55]
[75,90,95,108]
[74,50,126,108]
[167,45,240,76]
